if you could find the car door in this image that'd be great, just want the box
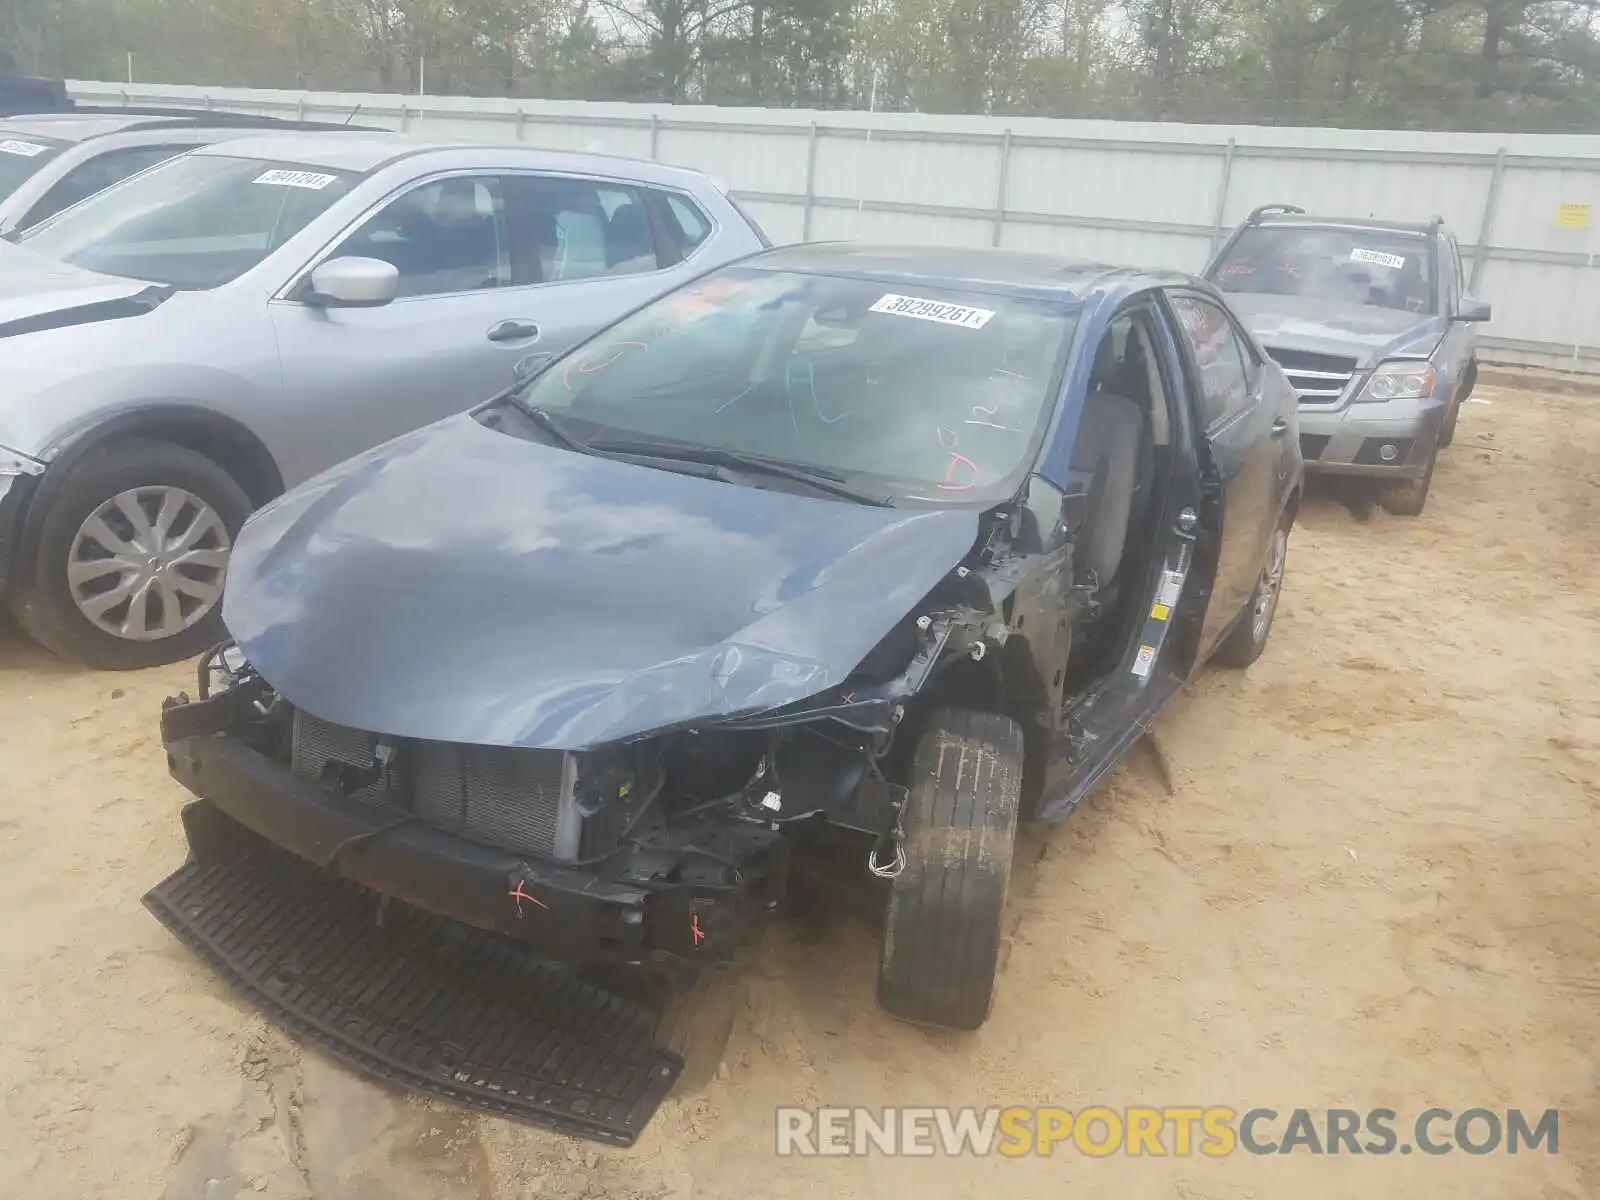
[493,172,701,366]
[1165,290,1281,655]
[270,171,706,482]
[270,172,551,479]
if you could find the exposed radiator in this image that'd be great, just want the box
[289,710,583,860]
[290,710,397,807]
[412,742,579,861]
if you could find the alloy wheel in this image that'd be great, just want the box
[67,486,232,642]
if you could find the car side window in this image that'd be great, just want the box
[1168,293,1255,429]
[1446,233,1465,304]
[663,193,712,257]
[22,144,188,227]
[502,174,661,285]
[331,175,510,299]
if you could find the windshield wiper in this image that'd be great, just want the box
[521,406,596,454]
[587,438,891,506]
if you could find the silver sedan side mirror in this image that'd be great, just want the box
[305,256,399,308]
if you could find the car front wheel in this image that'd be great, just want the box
[10,438,252,670]
[1376,444,1437,517]
[877,707,1024,1031]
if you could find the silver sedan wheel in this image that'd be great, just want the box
[67,486,231,642]
[1250,526,1288,643]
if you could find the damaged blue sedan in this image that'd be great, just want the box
[146,244,1302,1143]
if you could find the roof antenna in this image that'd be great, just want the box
[344,103,361,126]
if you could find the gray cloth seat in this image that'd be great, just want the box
[1068,389,1144,590]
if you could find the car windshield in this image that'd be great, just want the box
[17,153,359,288]
[513,267,1079,505]
[0,133,67,201]
[1212,225,1434,314]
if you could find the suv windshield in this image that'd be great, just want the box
[514,267,1078,504]
[1212,225,1434,314]
[18,153,358,288]
[0,133,67,201]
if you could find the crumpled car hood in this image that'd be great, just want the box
[1225,293,1445,365]
[223,414,981,750]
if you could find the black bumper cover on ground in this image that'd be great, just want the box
[146,720,777,1143]
[144,818,679,1143]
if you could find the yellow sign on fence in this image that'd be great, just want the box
[1554,203,1591,229]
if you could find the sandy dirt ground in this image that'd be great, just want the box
[1,384,1596,1200]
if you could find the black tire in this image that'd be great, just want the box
[1376,445,1437,517]
[9,438,253,670]
[655,965,743,1093]
[877,707,1024,1031]
[1214,518,1289,669]
[1438,397,1459,448]
[1440,360,1477,449]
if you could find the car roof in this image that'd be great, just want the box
[0,113,159,142]
[1252,213,1441,237]
[191,132,724,190]
[739,242,1195,300]
[191,132,417,172]
[0,110,379,145]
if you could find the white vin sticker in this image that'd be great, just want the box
[869,293,996,330]
[253,169,339,190]
[1349,248,1406,270]
[0,140,49,157]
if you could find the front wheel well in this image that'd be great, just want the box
[51,406,284,507]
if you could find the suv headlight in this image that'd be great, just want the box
[1357,360,1436,403]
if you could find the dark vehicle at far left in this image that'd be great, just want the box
[145,244,1303,1145]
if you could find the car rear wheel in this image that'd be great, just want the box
[10,438,252,670]
[876,707,1024,1031]
[1376,444,1437,517]
[1215,519,1289,668]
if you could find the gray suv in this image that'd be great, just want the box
[0,133,769,669]
[1205,205,1491,516]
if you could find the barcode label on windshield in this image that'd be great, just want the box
[253,169,338,190]
[0,140,49,157]
[869,293,996,330]
[1350,248,1405,270]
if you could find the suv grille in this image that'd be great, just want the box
[1266,348,1357,403]
[289,710,577,859]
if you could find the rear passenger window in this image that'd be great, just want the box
[503,175,660,284]
[664,194,712,256]
[1169,294,1256,429]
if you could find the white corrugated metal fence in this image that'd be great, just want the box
[69,80,1600,374]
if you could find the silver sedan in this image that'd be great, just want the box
[0,133,771,667]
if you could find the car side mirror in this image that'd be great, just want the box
[1455,296,1492,323]
[1015,474,1071,555]
[303,256,399,308]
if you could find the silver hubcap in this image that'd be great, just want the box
[67,486,231,642]
[1251,528,1287,643]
